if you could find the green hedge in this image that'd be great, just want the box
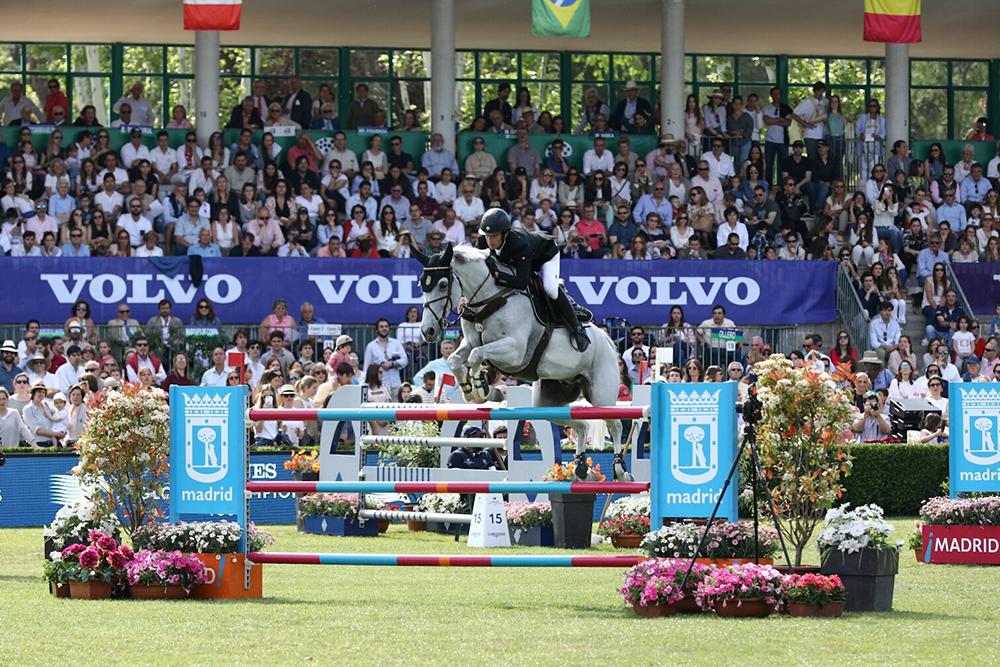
[839,443,949,515]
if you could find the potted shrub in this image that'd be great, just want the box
[544,459,605,549]
[285,449,321,532]
[71,384,170,537]
[599,495,651,548]
[695,563,784,617]
[376,420,441,468]
[60,530,132,599]
[43,497,120,562]
[300,493,378,537]
[125,550,210,599]
[753,355,855,566]
[908,525,924,563]
[43,555,72,598]
[506,502,554,546]
[818,503,901,612]
[783,573,846,617]
[131,521,274,599]
[640,521,778,565]
[918,496,1000,565]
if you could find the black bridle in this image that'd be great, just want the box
[421,262,495,332]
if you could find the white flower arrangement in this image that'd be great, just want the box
[605,494,651,519]
[817,503,902,554]
[43,498,120,549]
[417,493,464,514]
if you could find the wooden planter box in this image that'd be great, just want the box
[302,515,379,537]
[509,525,555,547]
[186,553,262,600]
[920,525,1000,564]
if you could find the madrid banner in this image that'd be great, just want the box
[0,257,836,326]
[949,383,1000,496]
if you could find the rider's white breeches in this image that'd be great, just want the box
[541,254,560,300]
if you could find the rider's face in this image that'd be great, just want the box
[486,233,504,251]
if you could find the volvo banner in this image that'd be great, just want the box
[0,257,835,325]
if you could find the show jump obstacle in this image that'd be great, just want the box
[168,382,738,593]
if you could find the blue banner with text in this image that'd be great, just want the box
[0,257,835,325]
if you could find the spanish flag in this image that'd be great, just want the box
[863,0,921,43]
[532,0,590,38]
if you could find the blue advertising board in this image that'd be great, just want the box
[0,453,296,528]
[650,381,738,526]
[169,386,248,547]
[0,257,836,326]
[951,263,1000,316]
[949,383,1000,496]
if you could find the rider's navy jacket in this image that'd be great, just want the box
[477,228,559,291]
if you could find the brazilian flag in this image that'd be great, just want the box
[532,0,590,38]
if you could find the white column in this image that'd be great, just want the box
[431,0,456,154]
[660,0,685,137]
[194,30,221,145]
[885,43,910,147]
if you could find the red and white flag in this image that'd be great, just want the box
[184,0,242,31]
[436,373,457,402]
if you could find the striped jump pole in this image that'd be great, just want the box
[246,481,650,494]
[358,509,473,525]
[361,435,500,449]
[249,552,644,567]
[248,405,648,423]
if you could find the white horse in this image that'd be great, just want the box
[414,243,629,480]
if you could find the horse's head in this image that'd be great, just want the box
[412,243,456,343]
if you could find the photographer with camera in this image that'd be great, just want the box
[850,389,890,443]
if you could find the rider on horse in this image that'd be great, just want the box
[477,208,590,352]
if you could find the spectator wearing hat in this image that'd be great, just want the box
[612,81,652,135]
[23,381,65,447]
[860,349,894,391]
[447,426,499,470]
[851,389,890,443]
[24,354,56,392]
[701,89,728,149]
[962,356,987,382]
[0,341,23,392]
[275,384,304,445]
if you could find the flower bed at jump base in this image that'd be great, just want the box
[914,496,1000,565]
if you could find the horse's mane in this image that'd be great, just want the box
[452,245,490,264]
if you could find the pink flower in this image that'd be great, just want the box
[96,535,118,552]
[62,543,86,558]
[107,550,127,569]
[79,547,100,569]
[87,529,107,542]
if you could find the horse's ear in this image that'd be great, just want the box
[411,246,429,267]
[443,242,453,264]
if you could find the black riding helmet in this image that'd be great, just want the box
[479,207,511,236]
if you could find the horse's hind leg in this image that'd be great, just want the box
[533,379,593,480]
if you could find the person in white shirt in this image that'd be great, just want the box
[134,231,164,257]
[869,301,901,356]
[150,131,180,184]
[700,139,736,181]
[54,345,85,396]
[432,207,468,246]
[621,326,650,373]
[97,154,130,191]
[120,129,151,170]
[117,199,153,247]
[113,82,157,127]
[452,185,485,227]
[363,318,408,394]
[793,81,829,157]
[277,230,309,257]
[188,156,218,196]
[94,174,124,219]
[199,348,229,387]
[175,131,203,179]
[690,161,724,206]
[0,82,42,125]
[322,131,359,177]
[582,137,615,176]
[344,181,378,222]
[715,207,749,250]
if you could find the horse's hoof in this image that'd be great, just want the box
[613,456,633,482]
[573,454,589,481]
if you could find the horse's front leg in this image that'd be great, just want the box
[467,337,521,378]
[448,337,475,401]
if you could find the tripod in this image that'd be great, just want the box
[679,392,793,587]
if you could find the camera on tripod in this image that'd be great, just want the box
[735,387,763,425]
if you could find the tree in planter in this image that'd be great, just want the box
[376,420,441,468]
[753,354,855,565]
[72,383,170,537]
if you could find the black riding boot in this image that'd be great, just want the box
[553,290,590,352]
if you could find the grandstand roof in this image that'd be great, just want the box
[1,0,987,58]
